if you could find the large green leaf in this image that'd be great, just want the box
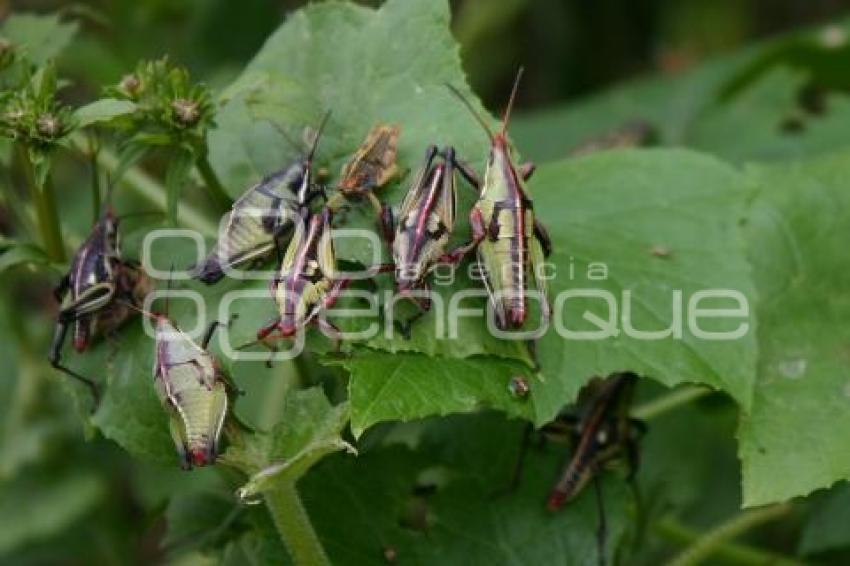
[300,413,634,565]
[531,149,757,423]
[738,150,850,506]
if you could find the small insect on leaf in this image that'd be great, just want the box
[508,375,530,399]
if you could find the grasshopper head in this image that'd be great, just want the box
[189,447,213,467]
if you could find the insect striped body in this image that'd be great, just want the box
[448,70,552,331]
[194,113,331,284]
[545,372,643,511]
[50,209,151,403]
[258,208,344,342]
[389,145,457,296]
[153,316,229,469]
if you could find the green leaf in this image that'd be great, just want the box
[87,325,176,466]
[299,413,635,565]
[73,98,137,128]
[221,387,352,497]
[738,150,850,506]
[0,470,103,555]
[341,351,534,437]
[0,243,52,273]
[0,13,78,66]
[531,149,757,423]
[690,66,850,163]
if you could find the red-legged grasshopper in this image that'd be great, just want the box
[447,70,552,331]
[50,209,151,404]
[152,314,233,469]
[256,207,376,349]
[193,112,331,284]
[329,123,400,216]
[380,145,463,334]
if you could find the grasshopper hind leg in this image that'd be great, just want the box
[48,322,101,407]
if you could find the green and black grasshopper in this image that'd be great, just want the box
[256,207,379,349]
[50,208,151,403]
[380,144,468,334]
[192,113,331,284]
[151,313,234,469]
[447,69,552,331]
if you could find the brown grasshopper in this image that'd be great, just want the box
[447,69,552,331]
[193,113,331,284]
[329,123,400,216]
[50,208,151,404]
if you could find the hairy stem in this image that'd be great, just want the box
[663,504,796,566]
[16,144,65,262]
[264,481,331,566]
[195,153,232,213]
[631,385,712,422]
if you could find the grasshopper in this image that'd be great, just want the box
[544,372,643,510]
[50,208,151,403]
[256,207,369,349]
[193,112,331,284]
[151,313,232,469]
[541,372,644,566]
[329,123,400,216]
[380,144,465,334]
[447,69,552,331]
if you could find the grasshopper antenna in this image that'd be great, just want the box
[445,83,494,142]
[307,110,332,163]
[501,67,524,136]
[264,119,306,158]
[164,264,175,317]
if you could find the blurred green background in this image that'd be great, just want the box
[3,0,850,564]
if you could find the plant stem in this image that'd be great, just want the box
[631,385,712,422]
[195,153,232,213]
[264,481,331,566]
[16,144,65,262]
[663,504,796,566]
[656,518,804,566]
[88,136,101,222]
[69,134,218,237]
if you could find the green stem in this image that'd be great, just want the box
[16,144,65,262]
[195,153,232,213]
[631,385,712,421]
[88,136,101,222]
[69,134,218,237]
[264,481,331,566]
[663,504,796,566]
[655,518,804,566]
